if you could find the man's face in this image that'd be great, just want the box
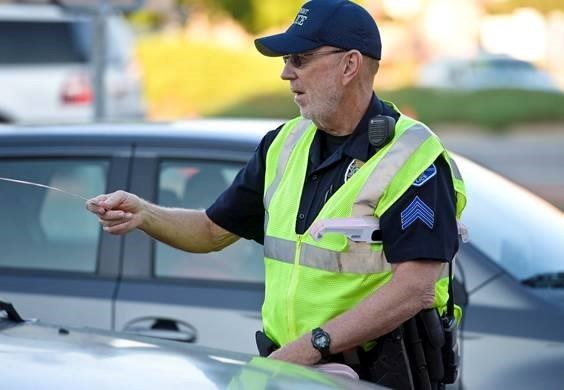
[280,47,346,125]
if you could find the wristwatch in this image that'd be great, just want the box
[311,327,331,360]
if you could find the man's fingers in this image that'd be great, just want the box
[99,190,128,210]
[86,190,135,216]
[99,210,132,222]
[99,212,139,233]
[86,194,109,214]
[102,221,132,235]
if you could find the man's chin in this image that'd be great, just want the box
[298,107,312,120]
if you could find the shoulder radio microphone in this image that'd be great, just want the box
[368,115,396,148]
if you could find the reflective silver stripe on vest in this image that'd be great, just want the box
[352,123,432,217]
[449,156,463,181]
[297,242,451,276]
[264,235,296,264]
[265,235,389,273]
[300,242,390,274]
[265,235,451,276]
[263,119,312,210]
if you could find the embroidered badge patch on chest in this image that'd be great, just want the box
[401,196,435,230]
[412,164,437,187]
[344,159,365,183]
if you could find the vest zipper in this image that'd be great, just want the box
[287,234,302,340]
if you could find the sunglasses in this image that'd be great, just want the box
[282,49,346,68]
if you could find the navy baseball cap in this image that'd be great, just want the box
[255,0,381,60]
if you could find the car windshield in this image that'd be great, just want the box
[458,155,564,281]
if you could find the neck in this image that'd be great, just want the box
[314,88,373,136]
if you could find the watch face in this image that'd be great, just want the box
[314,333,330,348]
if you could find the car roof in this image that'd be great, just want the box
[0,317,376,390]
[0,119,285,145]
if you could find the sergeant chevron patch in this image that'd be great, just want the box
[401,196,434,230]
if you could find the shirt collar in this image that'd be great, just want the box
[309,94,394,172]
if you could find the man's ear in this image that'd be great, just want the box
[342,50,363,85]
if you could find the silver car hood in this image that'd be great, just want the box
[0,320,378,389]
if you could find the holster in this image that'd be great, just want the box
[418,309,445,382]
[255,330,278,357]
[357,327,415,390]
[404,316,432,390]
[440,314,459,384]
[415,308,460,385]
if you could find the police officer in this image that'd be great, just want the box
[86,1,466,388]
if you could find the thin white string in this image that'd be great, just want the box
[0,177,93,203]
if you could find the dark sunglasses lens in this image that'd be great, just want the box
[283,54,302,68]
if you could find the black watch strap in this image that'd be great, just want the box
[311,327,331,360]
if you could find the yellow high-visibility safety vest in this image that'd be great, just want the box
[262,102,467,347]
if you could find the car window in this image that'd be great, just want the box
[0,17,130,66]
[155,160,264,283]
[0,159,108,273]
[0,20,90,64]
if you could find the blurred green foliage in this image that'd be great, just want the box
[178,0,303,33]
[383,88,564,130]
[137,33,287,117]
[215,89,564,130]
[131,1,563,32]
[485,0,564,14]
[138,34,564,130]
[127,9,165,30]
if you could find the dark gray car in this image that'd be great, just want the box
[0,120,562,389]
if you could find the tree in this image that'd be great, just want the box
[485,0,564,15]
[179,0,303,33]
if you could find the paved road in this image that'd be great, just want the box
[438,128,564,211]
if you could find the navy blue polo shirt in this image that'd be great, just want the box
[207,95,459,263]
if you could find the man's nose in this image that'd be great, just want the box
[280,60,297,81]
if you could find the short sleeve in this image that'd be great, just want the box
[380,156,459,263]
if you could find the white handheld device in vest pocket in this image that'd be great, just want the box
[310,216,382,243]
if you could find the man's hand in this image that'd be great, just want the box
[86,190,144,235]
[268,334,321,366]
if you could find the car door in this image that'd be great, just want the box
[0,143,131,328]
[115,143,264,354]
